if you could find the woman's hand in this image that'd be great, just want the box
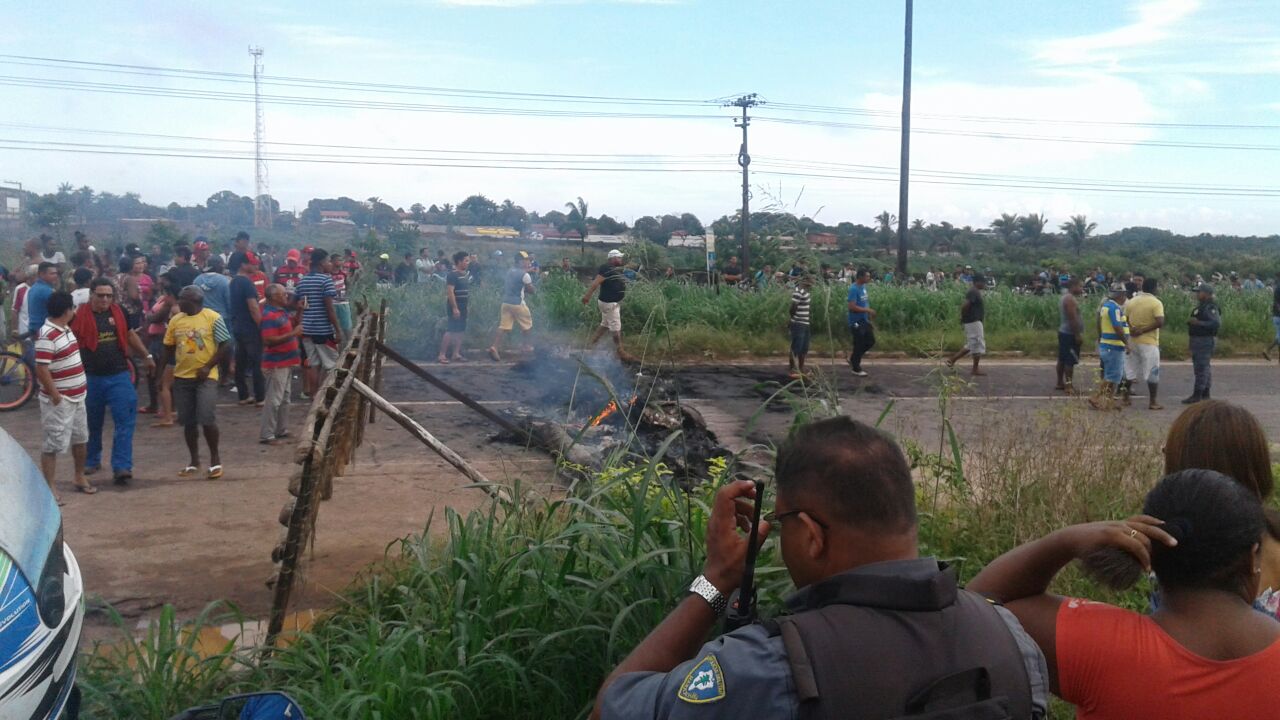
[1059,515,1178,571]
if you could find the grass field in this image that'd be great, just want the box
[79,391,1187,720]
[365,274,1275,361]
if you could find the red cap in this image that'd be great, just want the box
[302,245,315,254]
[243,250,261,267]
[193,240,210,251]
[286,248,301,262]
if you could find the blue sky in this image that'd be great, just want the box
[2,0,1278,235]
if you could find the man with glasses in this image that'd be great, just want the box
[593,416,1047,720]
[70,278,155,485]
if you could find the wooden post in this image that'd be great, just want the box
[353,378,509,502]
[369,299,388,424]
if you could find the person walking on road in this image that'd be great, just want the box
[164,285,230,480]
[258,283,303,445]
[229,251,265,407]
[1183,283,1221,404]
[1264,271,1280,362]
[582,249,631,360]
[1091,283,1131,411]
[847,269,876,377]
[946,276,987,376]
[34,291,94,501]
[487,251,535,362]
[1125,277,1165,410]
[70,278,155,485]
[1056,278,1084,394]
[788,274,813,379]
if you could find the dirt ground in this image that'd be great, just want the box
[5,353,1278,641]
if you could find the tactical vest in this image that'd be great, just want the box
[766,564,1034,720]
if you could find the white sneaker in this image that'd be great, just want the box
[851,369,868,377]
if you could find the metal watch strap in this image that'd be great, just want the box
[689,575,728,616]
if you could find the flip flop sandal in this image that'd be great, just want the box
[437,356,450,365]
[207,465,224,480]
[178,465,199,478]
[74,483,98,495]
[151,421,175,428]
[487,347,501,362]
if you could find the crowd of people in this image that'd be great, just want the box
[4,231,353,500]
[595,400,1280,719]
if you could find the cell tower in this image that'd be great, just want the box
[249,46,270,228]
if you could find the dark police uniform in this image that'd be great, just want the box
[600,559,1049,719]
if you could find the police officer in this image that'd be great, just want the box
[1183,283,1221,404]
[592,417,1048,720]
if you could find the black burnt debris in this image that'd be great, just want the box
[492,350,727,483]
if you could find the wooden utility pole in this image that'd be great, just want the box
[895,0,913,279]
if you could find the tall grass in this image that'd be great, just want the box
[369,276,1274,360]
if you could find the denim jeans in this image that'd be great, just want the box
[86,370,137,472]
[234,331,265,403]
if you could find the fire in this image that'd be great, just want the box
[590,401,619,428]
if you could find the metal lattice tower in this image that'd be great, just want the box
[249,46,270,228]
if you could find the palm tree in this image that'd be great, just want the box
[1020,213,1047,243]
[1060,214,1097,256]
[911,218,925,231]
[566,197,589,255]
[990,213,1020,244]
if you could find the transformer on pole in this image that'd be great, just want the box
[249,46,270,228]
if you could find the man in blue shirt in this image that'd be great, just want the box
[294,248,341,397]
[25,262,60,338]
[846,269,876,376]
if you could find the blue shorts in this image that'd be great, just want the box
[1099,344,1126,383]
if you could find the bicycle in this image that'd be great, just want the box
[0,338,35,411]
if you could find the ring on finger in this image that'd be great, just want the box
[1129,528,1138,539]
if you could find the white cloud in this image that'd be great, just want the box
[1034,0,1201,70]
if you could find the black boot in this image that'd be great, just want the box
[1181,391,1202,405]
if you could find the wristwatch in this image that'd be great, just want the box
[689,575,728,616]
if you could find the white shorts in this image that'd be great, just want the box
[963,321,986,355]
[598,300,622,333]
[302,336,338,371]
[39,395,88,454]
[1126,343,1160,384]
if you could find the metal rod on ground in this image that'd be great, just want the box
[374,340,536,446]
[352,378,509,502]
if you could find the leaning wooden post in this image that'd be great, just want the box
[368,299,388,424]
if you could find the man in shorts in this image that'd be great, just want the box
[294,248,343,396]
[440,251,473,363]
[1091,283,1131,411]
[164,285,231,479]
[788,274,813,378]
[582,249,630,360]
[946,276,987,376]
[34,290,93,500]
[1056,278,1085,394]
[487,251,536,362]
[1125,277,1165,410]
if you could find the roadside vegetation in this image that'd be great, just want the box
[79,379,1190,720]
[369,273,1275,361]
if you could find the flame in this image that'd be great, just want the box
[590,401,619,428]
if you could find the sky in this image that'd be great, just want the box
[1,0,1278,235]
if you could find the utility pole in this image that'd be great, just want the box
[725,94,761,282]
[895,0,913,279]
[249,46,270,229]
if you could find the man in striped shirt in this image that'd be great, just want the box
[259,284,303,445]
[789,275,813,379]
[295,249,342,397]
[34,290,94,500]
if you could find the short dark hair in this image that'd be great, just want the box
[90,277,114,291]
[310,248,330,268]
[1145,469,1265,594]
[228,252,248,274]
[70,250,89,268]
[1142,277,1157,293]
[452,251,469,264]
[174,245,192,261]
[38,261,57,275]
[774,416,917,533]
[856,269,870,280]
[235,231,250,242]
[118,255,134,274]
[46,290,74,318]
[72,267,93,286]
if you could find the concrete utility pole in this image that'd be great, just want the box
[725,94,761,282]
[895,0,913,279]
[249,46,270,229]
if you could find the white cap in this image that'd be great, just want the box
[87,245,96,252]
[607,249,625,259]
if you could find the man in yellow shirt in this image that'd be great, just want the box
[1091,283,1131,411]
[1125,278,1166,410]
[163,285,231,480]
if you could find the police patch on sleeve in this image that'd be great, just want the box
[677,654,726,704]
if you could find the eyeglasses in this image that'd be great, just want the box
[763,509,829,529]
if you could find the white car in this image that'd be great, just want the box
[0,427,84,719]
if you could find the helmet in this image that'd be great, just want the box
[0,428,84,719]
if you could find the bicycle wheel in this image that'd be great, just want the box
[0,351,35,411]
